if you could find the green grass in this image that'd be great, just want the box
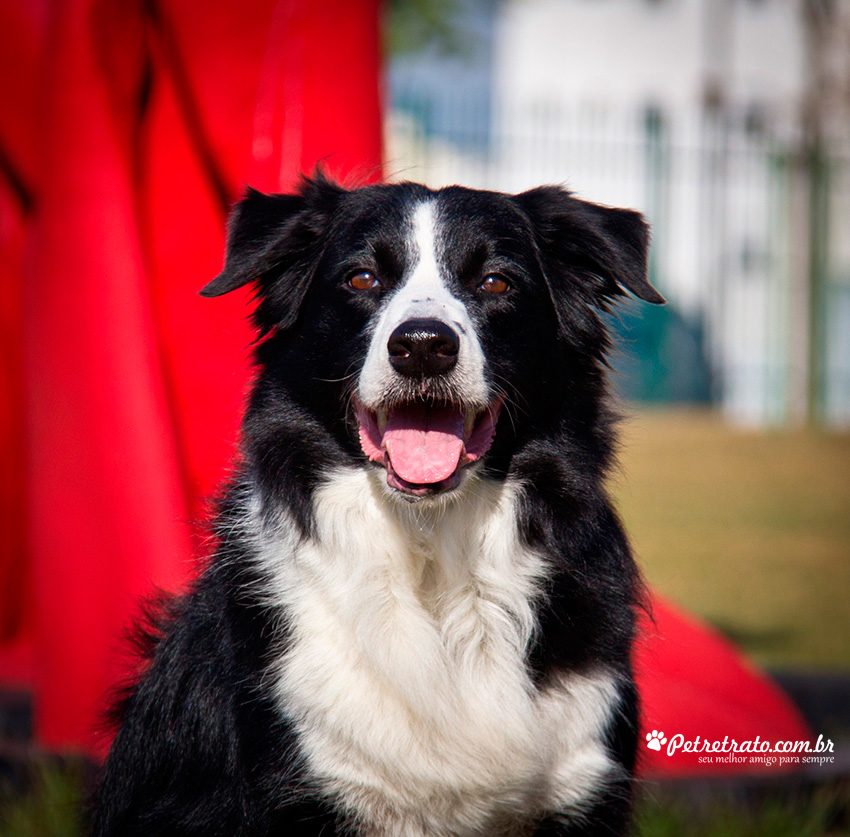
[612,408,850,669]
[0,761,85,837]
[1,762,847,836]
[635,785,849,836]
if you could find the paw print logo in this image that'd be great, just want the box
[645,730,667,752]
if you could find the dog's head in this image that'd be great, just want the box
[204,175,663,502]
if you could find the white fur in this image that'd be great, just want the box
[358,201,490,409]
[253,469,620,836]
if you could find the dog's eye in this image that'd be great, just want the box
[480,274,510,294]
[348,271,380,291]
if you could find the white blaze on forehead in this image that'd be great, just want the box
[357,200,489,406]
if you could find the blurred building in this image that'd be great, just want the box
[387,0,850,427]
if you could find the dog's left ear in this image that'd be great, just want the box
[513,185,665,305]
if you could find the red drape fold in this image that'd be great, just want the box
[4,0,382,756]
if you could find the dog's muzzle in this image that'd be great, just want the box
[355,318,501,498]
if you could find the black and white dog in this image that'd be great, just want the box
[93,175,663,836]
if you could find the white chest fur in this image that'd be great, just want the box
[254,469,619,836]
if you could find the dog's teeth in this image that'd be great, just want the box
[464,410,476,436]
[378,409,388,433]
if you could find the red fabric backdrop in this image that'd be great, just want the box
[1,0,382,756]
[0,0,809,772]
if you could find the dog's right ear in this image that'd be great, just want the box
[201,176,345,331]
[200,189,308,299]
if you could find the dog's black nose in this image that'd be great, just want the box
[388,319,459,377]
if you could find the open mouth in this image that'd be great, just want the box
[354,398,503,497]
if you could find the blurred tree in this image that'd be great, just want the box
[386,0,467,56]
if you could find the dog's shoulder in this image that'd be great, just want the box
[92,521,308,835]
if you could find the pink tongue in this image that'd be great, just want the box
[384,404,465,485]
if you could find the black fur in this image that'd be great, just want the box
[92,175,662,836]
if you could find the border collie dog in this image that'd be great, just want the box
[94,176,664,836]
